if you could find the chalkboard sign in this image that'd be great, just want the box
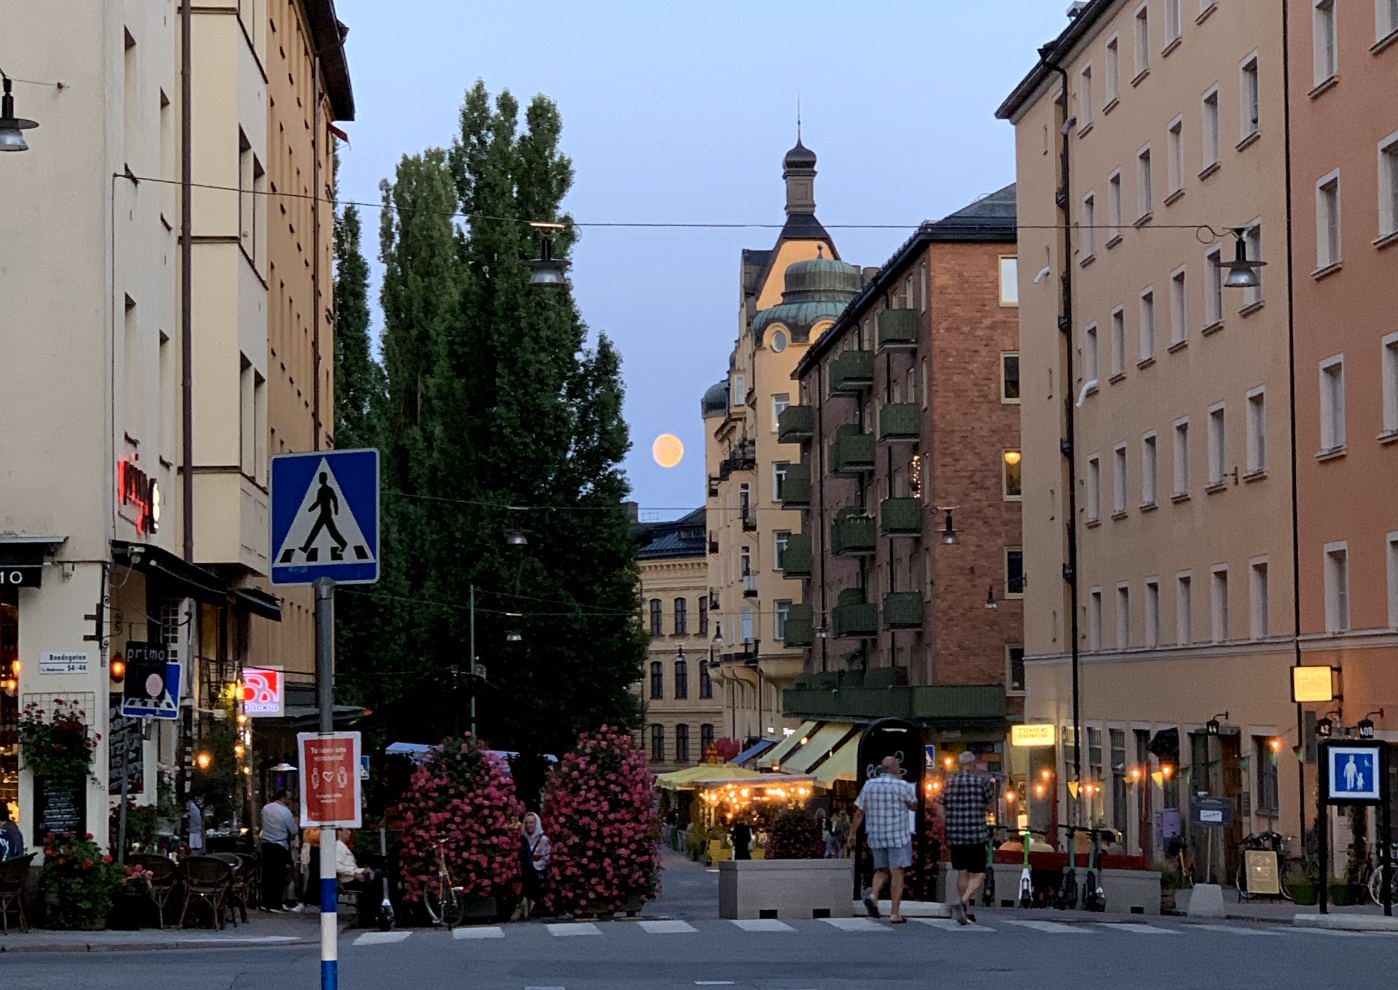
[33,775,88,840]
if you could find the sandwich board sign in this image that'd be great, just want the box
[270,449,379,586]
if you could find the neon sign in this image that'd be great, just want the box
[118,459,161,534]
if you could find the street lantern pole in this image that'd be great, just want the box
[314,576,337,990]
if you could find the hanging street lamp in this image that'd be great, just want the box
[0,72,39,152]
[1217,227,1266,290]
[937,507,960,545]
[527,221,569,287]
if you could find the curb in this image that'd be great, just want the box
[1294,913,1398,932]
[0,936,317,954]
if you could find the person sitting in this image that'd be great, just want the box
[333,830,382,928]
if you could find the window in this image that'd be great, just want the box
[1246,388,1266,473]
[1107,171,1123,240]
[1085,323,1099,382]
[774,531,789,571]
[1166,269,1186,345]
[771,393,789,432]
[922,358,930,409]
[650,661,664,700]
[1007,646,1026,693]
[698,596,709,636]
[1167,116,1185,195]
[1141,288,1157,357]
[1240,54,1260,139]
[650,724,665,762]
[1314,1,1338,86]
[1137,146,1153,217]
[1243,223,1263,306]
[1145,578,1161,647]
[1173,418,1190,495]
[732,374,746,405]
[1080,64,1094,129]
[1134,3,1151,76]
[673,597,688,636]
[1207,403,1226,486]
[1388,532,1398,628]
[1110,306,1124,375]
[1380,132,1398,239]
[1083,193,1096,258]
[1211,567,1230,642]
[1316,171,1341,268]
[674,657,688,699]
[1111,728,1128,835]
[1004,450,1022,498]
[1089,588,1104,650]
[999,257,1019,306]
[1319,355,1346,451]
[1007,548,1025,597]
[239,353,256,476]
[1116,584,1131,648]
[649,598,663,637]
[123,29,137,167]
[675,724,689,763]
[1325,543,1350,632]
[700,659,713,699]
[1383,333,1398,434]
[1166,0,1183,44]
[1001,353,1020,402]
[700,723,714,754]
[773,462,789,502]
[1088,727,1105,819]
[1177,573,1193,643]
[1113,444,1127,514]
[1142,432,1158,505]
[1382,0,1398,40]
[1250,559,1269,638]
[1204,246,1223,325]
[1106,34,1120,103]
[775,600,791,641]
[1202,88,1220,168]
[740,607,753,642]
[1255,736,1279,814]
[1087,454,1102,521]
[921,263,929,312]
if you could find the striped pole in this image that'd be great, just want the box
[314,577,338,990]
[321,824,337,989]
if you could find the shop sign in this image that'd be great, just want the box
[242,667,283,716]
[0,564,42,587]
[1011,723,1056,747]
[1291,665,1334,703]
[39,651,89,675]
[118,459,161,534]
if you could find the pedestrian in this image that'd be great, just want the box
[259,788,298,912]
[0,806,24,861]
[517,811,551,920]
[847,756,918,924]
[730,817,753,860]
[941,750,997,925]
[830,809,851,859]
[185,797,204,856]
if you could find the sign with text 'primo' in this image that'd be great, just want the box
[298,731,362,828]
[270,449,379,586]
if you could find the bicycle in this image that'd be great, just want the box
[1166,835,1194,889]
[1235,830,1288,902]
[423,841,463,929]
[1363,843,1398,907]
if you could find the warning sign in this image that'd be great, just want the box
[298,731,362,828]
[270,450,378,586]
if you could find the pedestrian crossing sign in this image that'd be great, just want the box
[270,449,379,586]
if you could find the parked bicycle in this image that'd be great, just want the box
[423,841,463,929]
[1235,831,1288,901]
[1362,842,1398,907]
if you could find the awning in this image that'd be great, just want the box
[732,738,776,766]
[759,721,818,768]
[1147,727,1180,763]
[780,722,860,775]
[232,587,282,622]
[112,540,227,605]
[813,732,860,787]
[655,763,771,789]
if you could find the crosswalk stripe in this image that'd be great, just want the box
[1097,923,1178,935]
[1188,924,1283,936]
[1002,919,1095,934]
[453,926,505,939]
[353,931,412,945]
[912,917,994,932]
[639,920,698,934]
[1297,928,1398,937]
[820,917,887,931]
[547,922,602,937]
[731,919,795,932]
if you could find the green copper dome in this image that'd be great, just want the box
[750,256,861,347]
[701,380,729,418]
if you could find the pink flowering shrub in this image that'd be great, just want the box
[543,724,661,915]
[398,737,524,905]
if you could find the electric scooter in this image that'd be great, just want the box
[377,825,395,932]
[982,830,998,908]
[1082,828,1110,912]
[1055,825,1082,910]
[1017,828,1034,908]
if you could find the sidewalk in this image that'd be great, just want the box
[1174,886,1396,924]
[0,907,336,954]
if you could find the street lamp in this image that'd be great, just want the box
[527,221,569,287]
[0,72,39,153]
[505,529,529,547]
[1206,711,1229,736]
[984,585,998,610]
[1217,228,1266,290]
[936,508,960,545]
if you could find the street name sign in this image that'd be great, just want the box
[270,449,379,586]
[298,731,362,828]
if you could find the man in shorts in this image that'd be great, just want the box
[942,750,997,924]
[848,755,918,924]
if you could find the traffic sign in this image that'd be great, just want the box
[1327,744,1383,803]
[298,731,362,828]
[121,641,181,719]
[270,449,379,586]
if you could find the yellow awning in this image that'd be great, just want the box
[813,731,861,787]
[783,722,859,774]
[654,764,770,789]
[760,720,819,768]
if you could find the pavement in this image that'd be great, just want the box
[0,904,331,953]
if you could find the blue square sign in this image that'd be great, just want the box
[270,449,379,586]
[1327,744,1382,803]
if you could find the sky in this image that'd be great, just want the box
[333,0,1069,520]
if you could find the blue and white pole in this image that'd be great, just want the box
[321,824,337,989]
[314,577,338,990]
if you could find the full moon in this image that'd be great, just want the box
[652,434,684,468]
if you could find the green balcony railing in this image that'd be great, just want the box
[777,404,814,443]
[830,424,874,475]
[877,309,918,351]
[878,403,920,443]
[828,349,874,396]
[782,603,814,646]
[832,587,879,638]
[879,497,922,536]
[831,512,876,558]
[777,462,810,507]
[781,532,812,579]
[883,591,924,629]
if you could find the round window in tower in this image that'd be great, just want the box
[770,329,788,352]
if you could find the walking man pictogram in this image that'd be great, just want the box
[300,472,348,561]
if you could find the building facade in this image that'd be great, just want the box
[636,510,723,771]
[999,0,1298,873]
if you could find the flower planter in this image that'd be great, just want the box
[719,859,854,920]
[1328,882,1364,906]
[1289,879,1318,905]
[107,891,154,931]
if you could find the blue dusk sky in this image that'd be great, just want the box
[333,1,1068,519]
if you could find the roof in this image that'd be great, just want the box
[701,380,729,418]
[304,0,355,121]
[995,0,1113,123]
[749,256,862,346]
[794,184,1018,376]
[783,138,817,169]
[636,508,707,560]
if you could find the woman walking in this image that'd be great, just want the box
[518,812,551,919]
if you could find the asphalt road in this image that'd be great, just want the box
[5,915,1398,990]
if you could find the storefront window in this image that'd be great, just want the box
[1,588,18,824]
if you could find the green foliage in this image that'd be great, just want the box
[108,801,159,855]
[189,710,240,824]
[40,832,120,928]
[766,808,825,860]
[19,700,98,781]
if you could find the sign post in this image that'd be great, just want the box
[1317,741,1390,916]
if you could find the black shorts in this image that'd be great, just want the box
[949,843,987,873]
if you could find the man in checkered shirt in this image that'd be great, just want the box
[941,750,997,923]
[848,756,917,924]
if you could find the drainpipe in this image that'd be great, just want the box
[180,0,193,562]
[817,360,828,673]
[311,56,322,450]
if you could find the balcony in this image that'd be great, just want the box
[831,510,876,558]
[879,497,922,537]
[742,574,758,598]
[830,424,874,475]
[883,591,924,629]
[832,587,879,639]
[721,438,756,477]
[781,533,812,579]
[877,403,920,443]
[708,474,720,498]
[877,309,918,351]
[777,404,814,443]
[777,462,810,507]
[784,681,1007,723]
[740,505,757,531]
[828,349,874,396]
[782,603,814,647]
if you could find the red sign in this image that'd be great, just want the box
[297,731,362,828]
[242,668,283,716]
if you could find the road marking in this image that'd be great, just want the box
[353,931,412,945]
[547,922,602,937]
[525,986,566,989]
[1188,924,1283,936]
[1002,919,1095,934]
[640,920,698,934]
[820,917,887,931]
[1296,929,1398,937]
[913,917,994,932]
[731,919,795,932]
[174,936,301,943]
[1097,923,1178,935]
[695,983,735,986]
[454,926,506,939]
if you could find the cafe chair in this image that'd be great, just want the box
[178,856,233,930]
[127,854,179,929]
[0,853,35,933]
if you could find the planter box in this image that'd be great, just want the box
[1290,879,1319,905]
[719,859,853,920]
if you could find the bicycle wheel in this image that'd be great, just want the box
[440,886,463,928]
[1367,866,1394,907]
[1277,858,1305,902]
[424,876,446,924]
[1235,861,1251,901]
